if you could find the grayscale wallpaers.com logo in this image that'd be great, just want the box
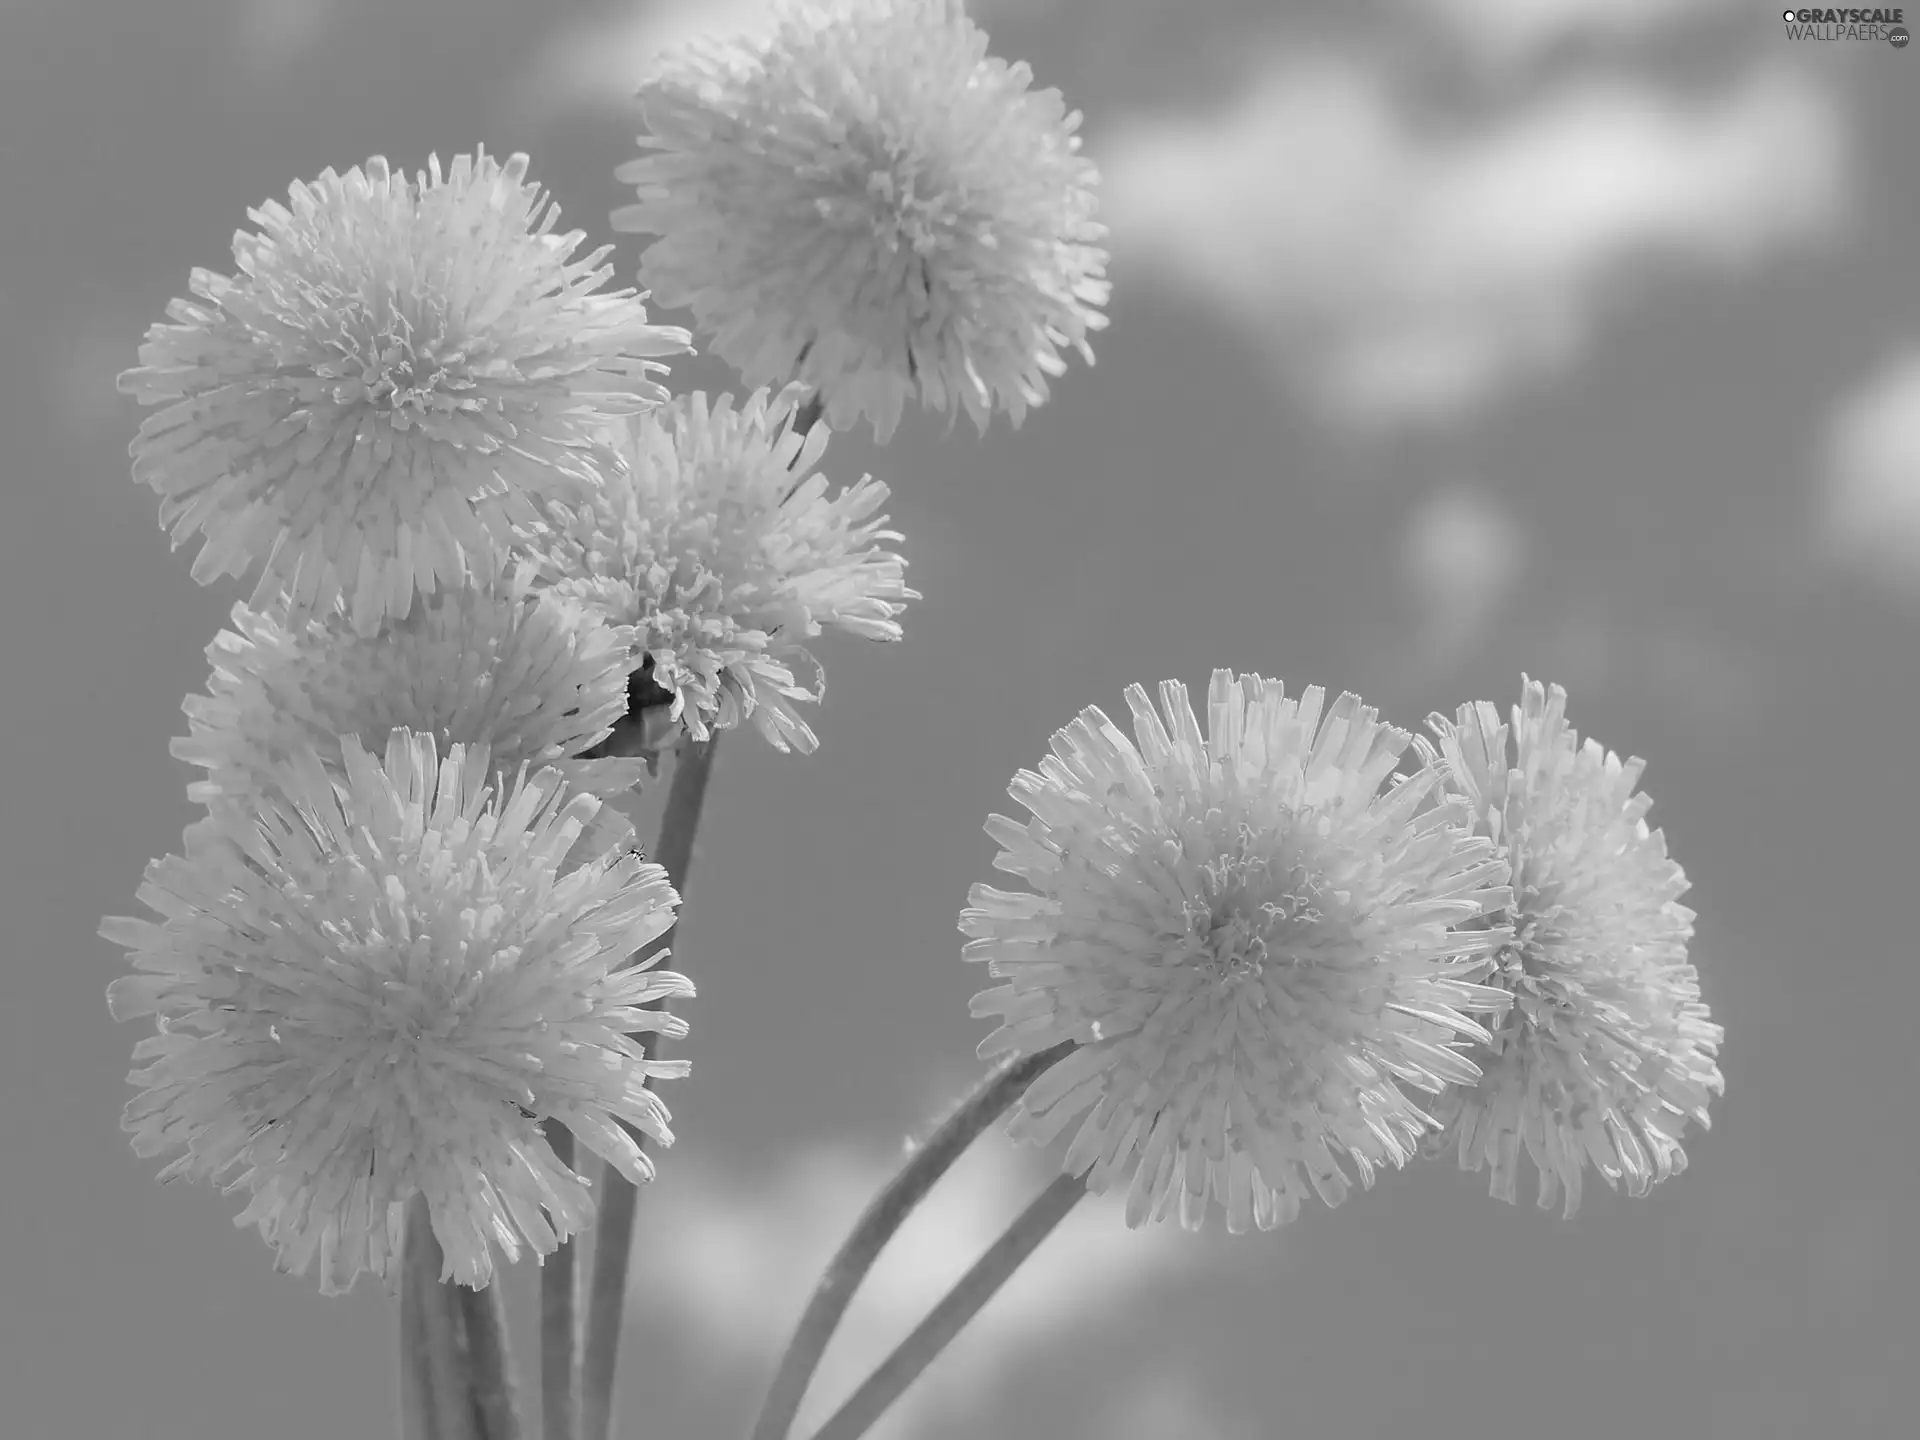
[1782,7,1909,43]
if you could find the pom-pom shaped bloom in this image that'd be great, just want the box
[173,568,651,854]
[1412,678,1724,1217]
[102,731,694,1294]
[963,670,1515,1234]
[612,0,1109,443]
[119,150,692,636]
[525,386,917,753]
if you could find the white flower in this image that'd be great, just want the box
[963,670,1514,1233]
[613,0,1109,443]
[1414,678,1724,1217]
[120,150,691,635]
[523,386,917,753]
[103,731,693,1294]
[173,568,650,855]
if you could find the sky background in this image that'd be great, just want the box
[3,1,1918,1437]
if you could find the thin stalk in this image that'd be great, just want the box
[540,1121,579,1440]
[806,1173,1088,1440]
[456,1280,525,1440]
[749,1042,1076,1440]
[781,389,825,502]
[399,1237,437,1440]
[579,733,719,1440]
[404,1196,480,1440]
[574,387,809,1438]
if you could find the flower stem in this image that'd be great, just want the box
[540,1121,579,1440]
[807,1173,1088,1440]
[781,388,824,502]
[403,1196,480,1440]
[399,1236,437,1440]
[791,391,826,439]
[456,1281,525,1440]
[749,1042,1075,1440]
[579,733,719,1440]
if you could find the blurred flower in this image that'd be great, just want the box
[119,150,692,637]
[962,670,1514,1234]
[173,566,650,855]
[612,0,1109,443]
[1413,677,1723,1217]
[102,731,693,1294]
[523,386,917,753]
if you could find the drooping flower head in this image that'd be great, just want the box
[119,150,693,636]
[963,670,1515,1234]
[1412,678,1724,1218]
[613,0,1109,443]
[173,566,651,855]
[103,731,694,1294]
[524,386,918,753]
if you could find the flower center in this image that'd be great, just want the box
[328,297,465,427]
[867,165,964,259]
[1178,826,1327,987]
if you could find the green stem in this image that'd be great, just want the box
[781,389,824,502]
[806,1173,1088,1440]
[791,391,825,439]
[540,1121,579,1440]
[403,1196,480,1440]
[749,1042,1076,1440]
[579,733,719,1440]
[456,1280,525,1440]
[399,1232,437,1440]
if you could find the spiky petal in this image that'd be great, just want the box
[613,0,1109,443]
[120,150,692,635]
[103,731,693,1294]
[963,670,1514,1234]
[1413,677,1724,1217]
[173,566,651,856]
[522,386,918,753]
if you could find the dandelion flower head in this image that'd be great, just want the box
[103,731,694,1294]
[525,386,918,754]
[1413,677,1724,1218]
[963,670,1515,1234]
[613,0,1110,443]
[119,150,692,636]
[173,567,652,855]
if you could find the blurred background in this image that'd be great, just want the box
[3,0,1917,1436]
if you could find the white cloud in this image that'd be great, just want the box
[1102,1371,1249,1440]
[1407,0,1734,70]
[631,1133,1207,1439]
[1535,603,1769,736]
[968,0,1063,16]
[1101,56,1846,434]
[1819,347,1920,601]
[517,0,1060,130]
[513,0,770,129]
[1401,480,1526,670]
[232,0,339,78]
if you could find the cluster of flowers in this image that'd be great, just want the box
[100,0,1720,1427]
[967,670,1724,1232]
[103,0,1108,1299]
